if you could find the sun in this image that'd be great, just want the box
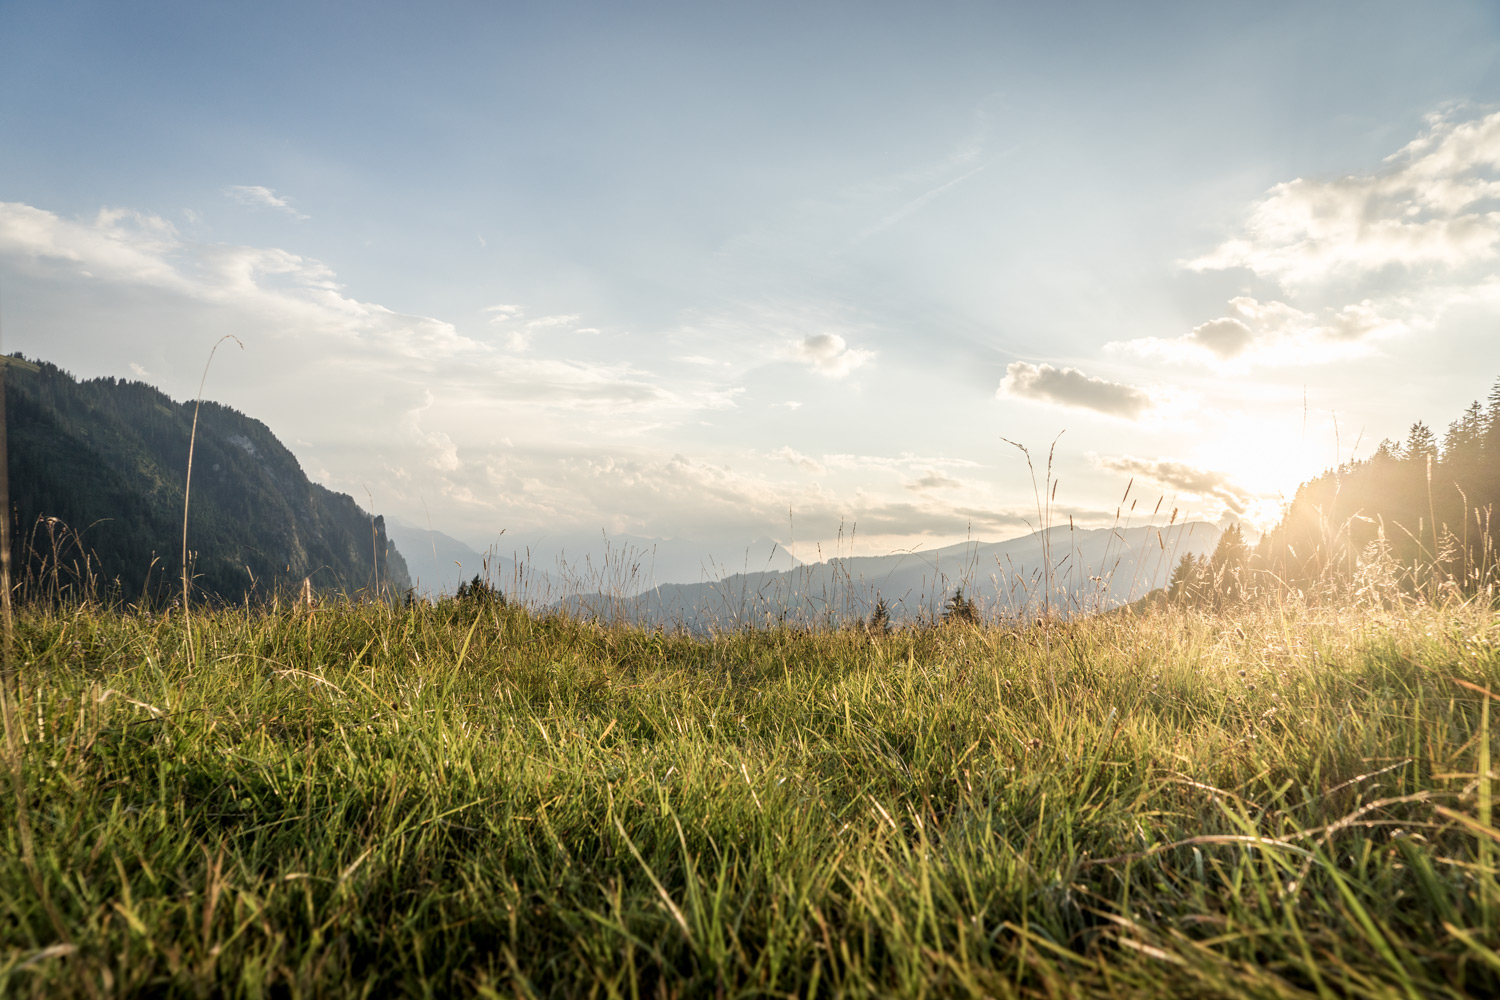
[1190,413,1332,532]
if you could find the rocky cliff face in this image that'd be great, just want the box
[7,357,410,604]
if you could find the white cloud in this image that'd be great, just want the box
[128,362,151,379]
[225,185,309,220]
[1188,110,1500,285]
[1112,296,1411,369]
[484,303,523,322]
[997,361,1156,419]
[484,357,742,415]
[768,446,825,474]
[403,393,462,473]
[785,332,874,378]
[526,314,580,329]
[497,313,584,353]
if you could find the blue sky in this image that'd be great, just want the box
[5,1,1500,564]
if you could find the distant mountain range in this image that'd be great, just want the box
[7,357,410,603]
[563,521,1222,630]
[386,521,802,600]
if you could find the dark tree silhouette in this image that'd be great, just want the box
[942,587,979,625]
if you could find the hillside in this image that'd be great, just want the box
[6,356,411,603]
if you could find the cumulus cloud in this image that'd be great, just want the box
[1112,296,1411,368]
[1093,455,1262,516]
[997,362,1155,419]
[225,185,309,220]
[1185,316,1255,359]
[786,332,874,377]
[1188,110,1500,285]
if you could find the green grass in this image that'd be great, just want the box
[2,596,1500,997]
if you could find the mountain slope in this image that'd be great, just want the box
[7,357,410,603]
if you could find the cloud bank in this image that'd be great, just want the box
[1188,110,1500,285]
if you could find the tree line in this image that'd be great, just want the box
[1171,379,1500,606]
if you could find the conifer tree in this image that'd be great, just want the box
[1208,523,1248,608]
[1406,422,1438,464]
[942,587,978,625]
[1168,552,1204,604]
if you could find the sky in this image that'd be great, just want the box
[3,1,1500,571]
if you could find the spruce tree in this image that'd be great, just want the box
[942,587,978,625]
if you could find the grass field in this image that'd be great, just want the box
[2,595,1500,997]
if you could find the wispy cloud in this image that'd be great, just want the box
[768,446,826,474]
[224,185,309,220]
[484,303,523,321]
[1092,454,1271,519]
[855,162,989,242]
[905,471,962,492]
[527,314,580,329]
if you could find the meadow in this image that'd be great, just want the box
[1,590,1499,998]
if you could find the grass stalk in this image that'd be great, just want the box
[180,335,242,665]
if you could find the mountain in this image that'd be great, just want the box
[564,521,1221,630]
[384,521,489,597]
[384,520,555,599]
[530,532,801,593]
[6,357,410,604]
[386,521,801,600]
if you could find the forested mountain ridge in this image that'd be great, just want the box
[7,356,411,603]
